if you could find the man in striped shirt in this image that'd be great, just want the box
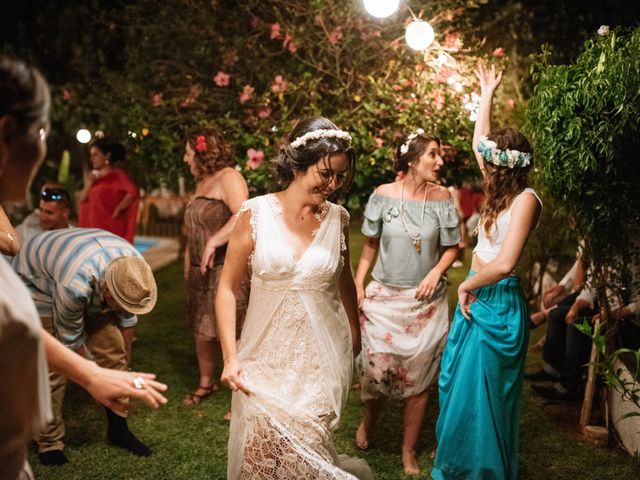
[13,227,157,465]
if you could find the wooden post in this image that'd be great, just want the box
[580,316,601,429]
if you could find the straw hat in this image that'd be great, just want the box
[104,256,157,315]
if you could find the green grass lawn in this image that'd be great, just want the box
[29,229,640,479]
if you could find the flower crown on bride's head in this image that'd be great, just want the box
[289,129,352,149]
[399,128,425,155]
[477,135,532,169]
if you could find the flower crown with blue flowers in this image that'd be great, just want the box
[477,135,532,169]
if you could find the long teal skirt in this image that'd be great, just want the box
[432,273,528,480]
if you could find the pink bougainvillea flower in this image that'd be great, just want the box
[270,23,282,39]
[151,93,163,107]
[271,75,287,93]
[282,32,294,50]
[328,27,343,45]
[360,28,381,41]
[444,31,462,51]
[392,84,403,91]
[180,84,201,107]
[257,106,272,119]
[287,41,298,53]
[435,66,455,84]
[213,71,231,87]
[507,98,516,109]
[62,88,72,101]
[239,85,255,103]
[433,90,445,110]
[492,47,505,57]
[246,148,265,170]
[374,137,384,148]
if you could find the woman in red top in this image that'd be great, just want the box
[77,140,139,243]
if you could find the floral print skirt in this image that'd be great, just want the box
[357,280,450,400]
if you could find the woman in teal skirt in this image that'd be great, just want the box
[432,64,542,480]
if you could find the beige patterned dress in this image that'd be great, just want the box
[227,194,372,480]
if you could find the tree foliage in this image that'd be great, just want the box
[525,26,640,311]
[49,0,498,209]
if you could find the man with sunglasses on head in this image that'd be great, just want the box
[12,183,71,249]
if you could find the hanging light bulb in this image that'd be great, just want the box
[363,0,400,19]
[405,20,435,51]
[76,129,91,143]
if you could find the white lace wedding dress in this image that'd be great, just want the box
[227,194,372,480]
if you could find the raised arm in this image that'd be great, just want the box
[472,64,503,177]
[216,208,253,394]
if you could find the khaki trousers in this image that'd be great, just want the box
[37,313,128,453]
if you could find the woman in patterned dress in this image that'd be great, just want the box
[354,130,460,475]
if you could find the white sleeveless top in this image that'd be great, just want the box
[473,188,542,263]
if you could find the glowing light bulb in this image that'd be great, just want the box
[76,129,91,143]
[363,0,400,19]
[405,20,435,51]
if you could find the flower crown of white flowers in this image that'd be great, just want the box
[477,135,532,169]
[399,128,425,155]
[290,128,352,149]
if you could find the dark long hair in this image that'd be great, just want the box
[480,127,533,235]
[273,117,356,195]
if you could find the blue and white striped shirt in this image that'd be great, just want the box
[13,228,142,350]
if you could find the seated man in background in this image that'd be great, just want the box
[527,287,597,402]
[14,183,71,244]
[529,245,586,328]
[13,228,158,466]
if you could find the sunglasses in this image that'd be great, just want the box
[41,188,71,205]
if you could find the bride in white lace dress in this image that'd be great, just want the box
[216,118,373,479]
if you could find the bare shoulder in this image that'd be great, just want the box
[219,168,249,200]
[375,181,400,197]
[513,191,542,224]
[428,184,452,201]
[219,167,246,185]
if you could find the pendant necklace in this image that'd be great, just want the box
[400,179,428,253]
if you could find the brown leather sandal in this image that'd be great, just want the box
[183,384,218,406]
